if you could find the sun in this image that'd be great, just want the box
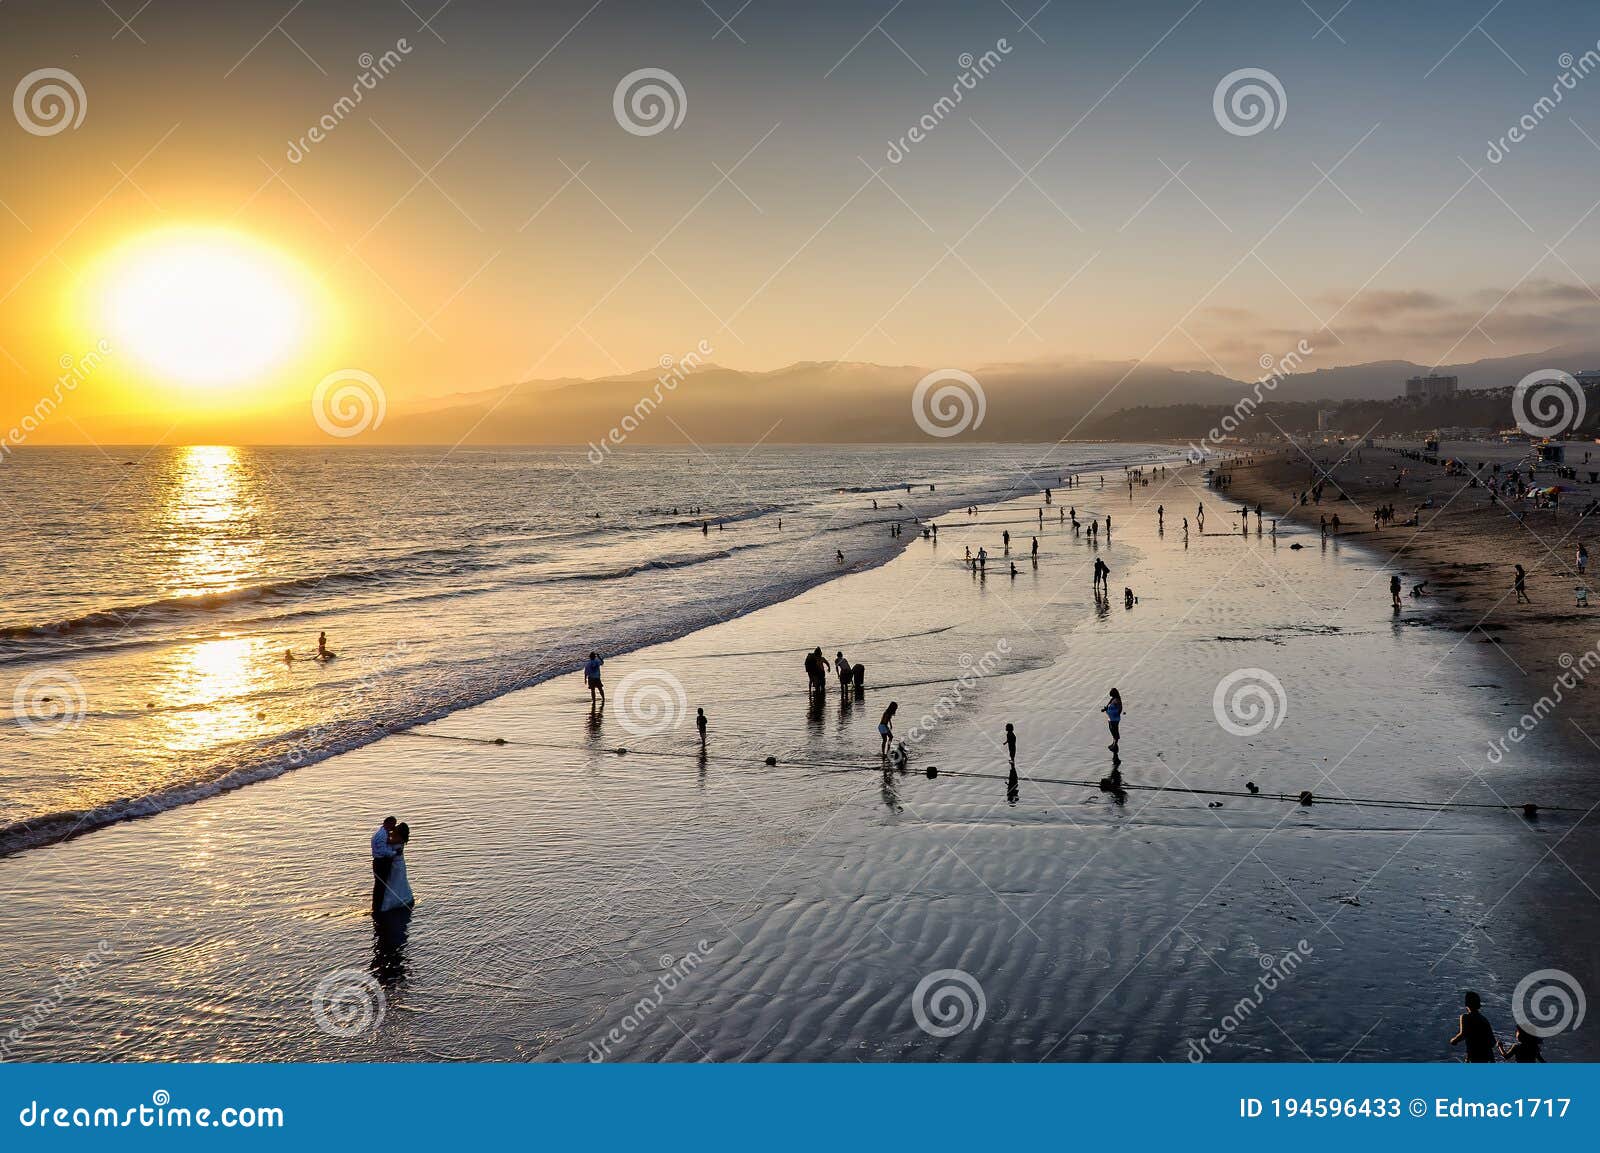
[92,227,310,386]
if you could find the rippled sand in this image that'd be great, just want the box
[3,467,1595,1061]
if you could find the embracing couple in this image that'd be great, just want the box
[370,816,416,914]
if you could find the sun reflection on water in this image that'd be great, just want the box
[157,445,264,600]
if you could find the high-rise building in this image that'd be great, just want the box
[1404,374,1457,401]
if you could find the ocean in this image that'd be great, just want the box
[0,442,1168,858]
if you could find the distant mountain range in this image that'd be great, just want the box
[363,343,1600,446]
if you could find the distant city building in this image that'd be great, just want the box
[1404,374,1458,401]
[1316,409,1335,431]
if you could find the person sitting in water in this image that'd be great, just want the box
[317,631,336,660]
[284,648,294,665]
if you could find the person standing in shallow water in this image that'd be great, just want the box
[878,701,898,757]
[583,651,605,706]
[696,707,707,746]
[1449,991,1497,1062]
[1101,688,1123,754]
[1004,722,1016,767]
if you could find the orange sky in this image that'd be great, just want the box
[6,1,1600,443]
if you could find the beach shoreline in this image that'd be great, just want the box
[1222,445,1600,783]
[2,464,1596,1062]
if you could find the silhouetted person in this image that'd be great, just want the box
[851,662,865,696]
[1450,991,1497,1063]
[1390,574,1401,609]
[1102,688,1123,755]
[1031,536,1038,561]
[1004,722,1016,766]
[1499,1025,1545,1063]
[583,651,605,706]
[371,815,398,914]
[696,707,707,746]
[835,651,851,691]
[1515,564,1530,603]
[878,701,898,756]
[1002,530,1010,553]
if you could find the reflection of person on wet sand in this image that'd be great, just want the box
[1449,990,1497,1063]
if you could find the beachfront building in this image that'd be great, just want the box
[1403,374,1458,401]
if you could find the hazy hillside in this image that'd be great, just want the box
[362,342,1600,446]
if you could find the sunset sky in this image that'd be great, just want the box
[6,0,1600,441]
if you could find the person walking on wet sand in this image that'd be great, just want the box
[1515,564,1530,603]
[696,707,707,746]
[1004,722,1016,767]
[1449,990,1497,1063]
[1499,1025,1545,1063]
[1157,505,1164,530]
[583,651,605,706]
[878,701,898,756]
[1196,505,1205,532]
[1389,574,1401,609]
[1002,529,1011,553]
[1101,688,1123,755]
[1031,535,1039,563]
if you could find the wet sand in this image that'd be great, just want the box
[1225,443,1600,781]
[2,466,1596,1062]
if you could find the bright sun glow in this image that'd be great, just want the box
[96,228,309,386]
